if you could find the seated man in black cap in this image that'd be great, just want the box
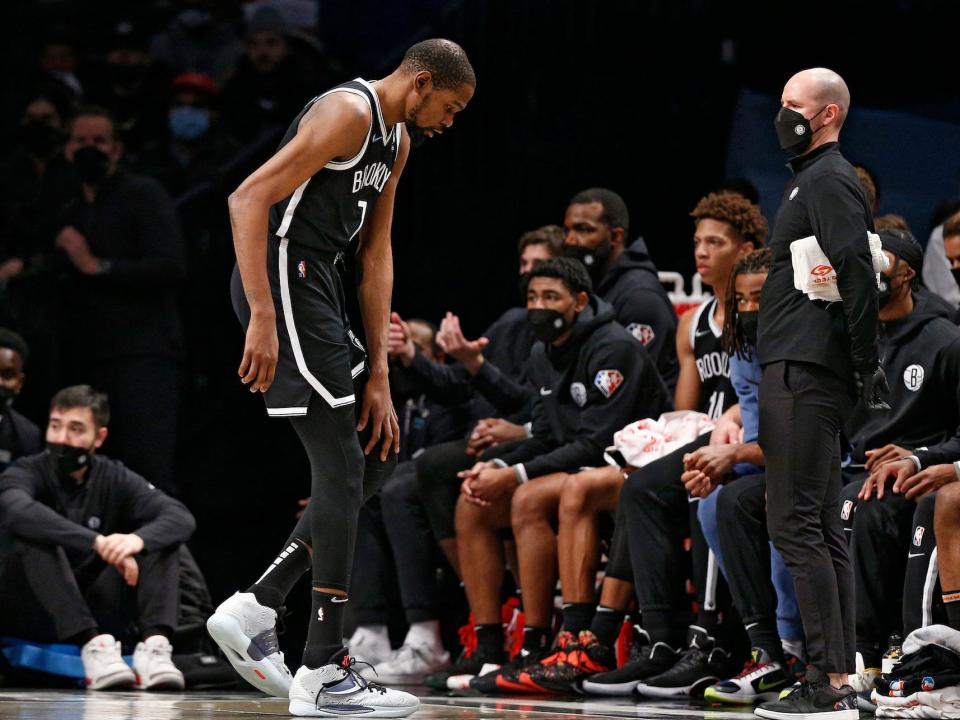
[840,228,960,687]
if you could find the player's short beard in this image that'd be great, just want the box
[406,95,431,148]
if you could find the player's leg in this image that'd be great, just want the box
[415,438,472,575]
[935,483,960,630]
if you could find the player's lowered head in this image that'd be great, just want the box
[380,38,475,147]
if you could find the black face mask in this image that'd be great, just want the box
[738,311,759,347]
[877,271,907,310]
[0,385,16,411]
[73,146,110,185]
[951,267,960,291]
[21,121,64,157]
[47,442,92,475]
[774,105,827,155]
[563,243,609,287]
[527,308,573,345]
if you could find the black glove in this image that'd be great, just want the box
[855,365,891,411]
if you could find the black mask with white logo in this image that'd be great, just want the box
[564,243,610,287]
[73,146,110,185]
[527,308,572,345]
[738,311,759,347]
[46,442,92,475]
[774,105,828,155]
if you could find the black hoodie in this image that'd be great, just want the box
[494,296,672,480]
[847,292,960,465]
[0,452,195,557]
[598,237,679,392]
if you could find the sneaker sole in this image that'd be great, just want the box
[581,677,642,696]
[207,612,291,697]
[289,699,420,717]
[636,676,719,699]
[88,669,137,690]
[136,672,186,691]
[755,709,858,720]
[704,686,780,705]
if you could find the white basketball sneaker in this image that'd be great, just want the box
[289,648,420,718]
[206,591,292,697]
[366,642,451,684]
[347,624,393,666]
[133,635,185,690]
[81,634,136,690]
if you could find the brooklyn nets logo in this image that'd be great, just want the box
[903,364,924,392]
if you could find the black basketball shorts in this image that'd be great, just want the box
[230,237,366,417]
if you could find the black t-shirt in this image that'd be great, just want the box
[758,142,878,382]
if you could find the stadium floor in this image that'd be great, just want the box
[0,688,763,719]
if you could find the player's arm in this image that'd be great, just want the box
[355,124,411,459]
[228,94,371,392]
[673,307,701,411]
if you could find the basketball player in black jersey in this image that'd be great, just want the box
[206,39,474,718]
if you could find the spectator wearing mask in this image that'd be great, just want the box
[0,386,195,690]
[563,188,679,390]
[51,107,185,494]
[923,204,960,311]
[849,230,960,675]
[427,258,671,689]
[220,7,328,143]
[0,329,42,471]
[406,225,563,573]
[349,319,471,682]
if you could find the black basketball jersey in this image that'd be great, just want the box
[268,78,403,253]
[689,298,735,420]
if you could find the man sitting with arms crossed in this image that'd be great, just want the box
[0,385,196,690]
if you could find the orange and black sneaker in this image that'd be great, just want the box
[469,644,552,694]
[518,630,615,694]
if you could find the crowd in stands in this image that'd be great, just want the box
[2,4,960,715]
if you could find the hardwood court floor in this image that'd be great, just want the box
[0,688,761,719]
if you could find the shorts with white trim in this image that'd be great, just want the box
[230,237,365,417]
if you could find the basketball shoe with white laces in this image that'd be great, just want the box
[132,635,185,690]
[206,591,292,696]
[363,641,450,684]
[288,648,419,718]
[704,648,791,705]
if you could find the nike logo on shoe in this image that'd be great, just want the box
[331,597,349,603]
[539,387,553,396]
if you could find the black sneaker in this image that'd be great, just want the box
[469,645,551,694]
[581,626,681,696]
[423,647,503,691]
[755,680,859,720]
[518,630,616,694]
[636,627,734,699]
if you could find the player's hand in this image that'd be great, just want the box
[436,312,488,374]
[357,371,400,461]
[96,533,144,565]
[239,310,278,393]
[895,463,958,500]
[710,414,741,446]
[682,468,716,498]
[55,226,100,275]
[862,458,913,500]
[388,312,416,366]
[864,444,910,471]
[856,366,892,412]
[466,467,517,506]
[466,418,526,456]
[683,445,737,482]
[115,556,139,587]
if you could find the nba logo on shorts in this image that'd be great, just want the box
[298,260,307,278]
[318,607,325,622]
[914,526,925,547]
[840,500,853,521]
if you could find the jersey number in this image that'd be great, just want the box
[349,200,368,241]
[706,391,725,421]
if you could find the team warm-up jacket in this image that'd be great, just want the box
[0,452,196,555]
[758,142,878,382]
[846,292,960,466]
[597,237,679,392]
[493,296,672,482]
[405,306,536,420]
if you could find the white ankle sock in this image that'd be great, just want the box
[404,620,441,649]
